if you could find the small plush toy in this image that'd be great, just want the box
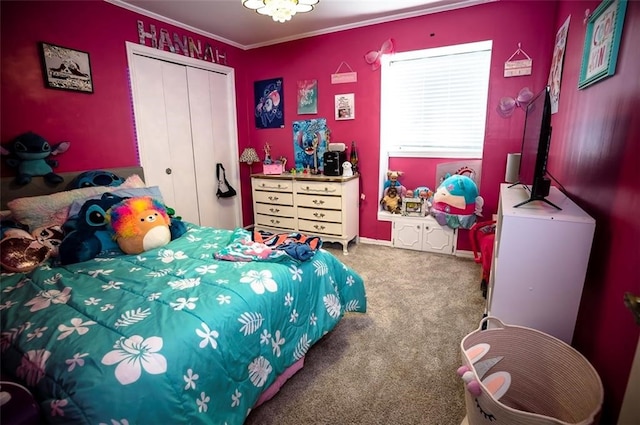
[67,170,125,189]
[0,225,64,272]
[380,186,402,214]
[59,193,127,265]
[383,170,404,189]
[108,196,172,255]
[342,161,353,177]
[0,132,70,185]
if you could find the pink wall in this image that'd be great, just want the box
[546,1,640,421]
[2,1,639,422]
[0,0,248,175]
[238,1,557,249]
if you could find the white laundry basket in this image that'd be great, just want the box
[460,317,603,425]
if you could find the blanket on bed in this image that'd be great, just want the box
[0,224,366,425]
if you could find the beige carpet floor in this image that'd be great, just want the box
[245,242,486,425]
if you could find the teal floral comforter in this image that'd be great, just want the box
[0,225,367,424]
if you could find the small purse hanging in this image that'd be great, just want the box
[216,163,237,198]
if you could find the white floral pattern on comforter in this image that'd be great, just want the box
[0,224,366,425]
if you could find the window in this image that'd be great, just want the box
[380,40,492,158]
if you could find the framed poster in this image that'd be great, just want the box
[297,79,318,114]
[292,118,328,173]
[578,0,627,89]
[548,15,570,114]
[39,42,93,93]
[254,78,284,129]
[335,93,355,120]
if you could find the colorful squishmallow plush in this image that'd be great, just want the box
[107,196,172,255]
[431,174,483,229]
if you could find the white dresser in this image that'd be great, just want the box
[486,184,595,343]
[251,174,359,254]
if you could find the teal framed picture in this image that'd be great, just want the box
[578,0,627,89]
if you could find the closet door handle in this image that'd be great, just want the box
[166,168,172,175]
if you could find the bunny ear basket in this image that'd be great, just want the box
[459,317,603,425]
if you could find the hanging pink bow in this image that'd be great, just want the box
[497,87,534,118]
[364,38,395,71]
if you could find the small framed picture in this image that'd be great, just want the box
[335,93,355,120]
[39,42,94,93]
[578,0,628,89]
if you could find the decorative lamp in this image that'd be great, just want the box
[242,0,319,23]
[239,147,261,173]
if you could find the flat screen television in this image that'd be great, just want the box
[512,85,561,210]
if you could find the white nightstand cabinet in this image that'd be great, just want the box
[486,184,595,344]
[391,215,457,254]
[251,174,359,254]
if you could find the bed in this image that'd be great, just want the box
[0,168,367,425]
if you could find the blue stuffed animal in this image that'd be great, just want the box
[59,193,126,265]
[67,170,125,189]
[0,132,70,185]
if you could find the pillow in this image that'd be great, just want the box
[67,186,163,218]
[7,174,146,230]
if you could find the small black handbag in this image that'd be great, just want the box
[216,163,237,198]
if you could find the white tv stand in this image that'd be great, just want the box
[486,184,595,344]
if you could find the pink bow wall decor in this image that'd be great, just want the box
[364,38,395,71]
[497,87,534,118]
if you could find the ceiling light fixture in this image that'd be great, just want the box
[242,0,319,23]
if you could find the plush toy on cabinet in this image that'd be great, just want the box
[380,186,402,214]
[431,174,484,229]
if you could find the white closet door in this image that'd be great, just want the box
[131,55,200,225]
[187,67,241,229]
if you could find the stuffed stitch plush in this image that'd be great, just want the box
[107,196,172,255]
[67,170,125,189]
[0,225,64,273]
[0,132,70,185]
[58,193,127,265]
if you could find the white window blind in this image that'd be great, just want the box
[381,40,492,158]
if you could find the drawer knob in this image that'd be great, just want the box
[268,196,279,201]
[313,199,325,205]
[270,208,280,213]
[314,212,325,218]
[314,225,326,230]
[270,219,280,224]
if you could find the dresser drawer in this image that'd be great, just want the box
[298,207,342,223]
[256,214,296,229]
[295,181,342,196]
[255,203,295,218]
[253,178,293,192]
[253,191,294,206]
[297,193,342,210]
[298,219,342,236]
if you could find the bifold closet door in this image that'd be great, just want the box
[130,55,200,224]
[186,67,241,230]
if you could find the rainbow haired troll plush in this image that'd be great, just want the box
[107,196,172,255]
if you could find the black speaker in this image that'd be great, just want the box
[323,151,346,176]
